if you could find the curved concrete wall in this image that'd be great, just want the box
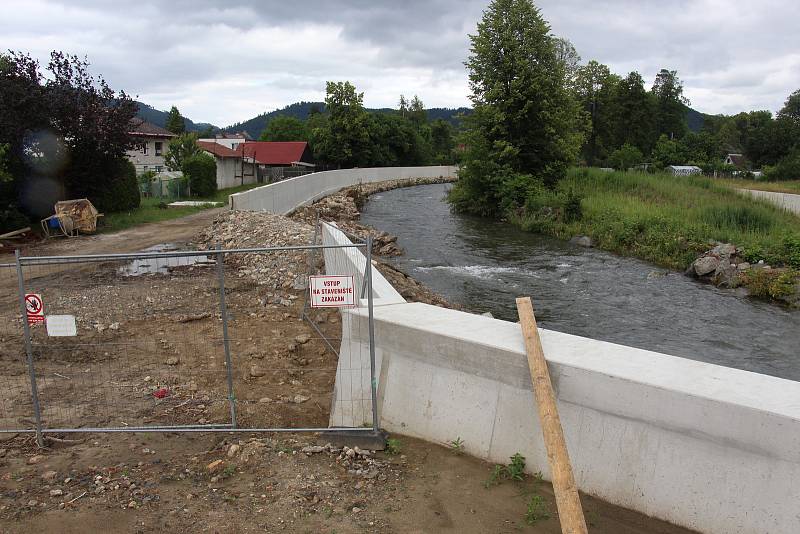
[323,224,800,534]
[229,165,458,214]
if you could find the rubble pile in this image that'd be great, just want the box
[199,210,315,290]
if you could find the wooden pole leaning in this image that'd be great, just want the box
[516,296,588,534]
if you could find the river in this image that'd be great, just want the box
[360,183,800,382]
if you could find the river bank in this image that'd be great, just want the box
[498,168,800,306]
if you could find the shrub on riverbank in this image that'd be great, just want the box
[511,168,800,271]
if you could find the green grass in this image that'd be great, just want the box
[99,183,263,234]
[514,168,800,270]
[716,178,800,195]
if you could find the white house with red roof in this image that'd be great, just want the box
[199,140,315,189]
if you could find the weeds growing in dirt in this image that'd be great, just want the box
[525,495,550,524]
[484,453,527,487]
[449,437,465,454]
[385,438,402,455]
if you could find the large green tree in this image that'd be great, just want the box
[164,132,201,171]
[651,69,689,140]
[164,105,186,134]
[310,81,371,168]
[449,0,584,216]
[574,60,618,165]
[611,72,656,154]
[259,115,308,141]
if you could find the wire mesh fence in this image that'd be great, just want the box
[0,232,379,445]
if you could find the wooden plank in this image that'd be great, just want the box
[516,296,588,534]
[0,227,31,239]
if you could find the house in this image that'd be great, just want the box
[667,165,702,176]
[197,141,257,189]
[126,119,176,174]
[199,132,251,152]
[724,153,748,169]
[240,141,314,181]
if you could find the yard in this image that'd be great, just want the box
[99,183,263,233]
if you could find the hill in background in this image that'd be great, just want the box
[135,101,706,140]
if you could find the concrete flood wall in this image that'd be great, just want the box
[228,165,458,214]
[320,222,800,534]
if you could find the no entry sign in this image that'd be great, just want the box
[25,293,45,325]
[309,275,355,308]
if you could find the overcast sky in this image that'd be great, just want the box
[3,0,799,127]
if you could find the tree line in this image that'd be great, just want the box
[257,82,457,168]
[449,0,800,220]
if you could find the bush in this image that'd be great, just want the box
[65,155,140,213]
[763,150,800,181]
[182,153,217,198]
[608,143,643,171]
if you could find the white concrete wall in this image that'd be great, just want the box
[213,157,257,190]
[739,188,800,215]
[324,229,800,534]
[228,165,457,213]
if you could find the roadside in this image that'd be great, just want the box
[717,177,800,195]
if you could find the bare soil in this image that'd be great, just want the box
[0,198,695,533]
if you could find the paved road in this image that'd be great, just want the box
[739,188,800,215]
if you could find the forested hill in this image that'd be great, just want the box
[135,100,705,140]
[221,102,472,139]
[134,101,216,132]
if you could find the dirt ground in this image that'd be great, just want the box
[0,202,696,533]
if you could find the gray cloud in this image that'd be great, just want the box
[2,0,798,126]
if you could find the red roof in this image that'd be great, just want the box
[128,118,176,138]
[198,141,241,158]
[241,141,309,165]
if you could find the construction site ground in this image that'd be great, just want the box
[0,202,694,533]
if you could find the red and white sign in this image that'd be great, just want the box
[25,293,45,325]
[309,275,355,308]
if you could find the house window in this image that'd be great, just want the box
[143,165,148,172]
[155,142,163,156]
[154,165,163,173]
[142,143,148,155]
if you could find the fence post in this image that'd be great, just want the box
[364,236,380,434]
[14,250,44,447]
[215,244,237,428]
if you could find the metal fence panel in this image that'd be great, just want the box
[2,237,379,444]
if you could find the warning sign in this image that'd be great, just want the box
[309,275,355,308]
[25,293,45,325]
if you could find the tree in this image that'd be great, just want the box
[651,134,690,169]
[554,37,581,90]
[609,72,656,154]
[182,152,216,197]
[651,69,689,140]
[608,143,643,170]
[0,51,139,224]
[259,115,308,141]
[449,0,584,216]
[398,94,408,118]
[777,89,800,125]
[311,81,371,167]
[164,105,186,134]
[574,60,617,165]
[430,119,455,164]
[165,132,201,171]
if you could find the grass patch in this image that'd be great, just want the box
[514,168,800,270]
[98,183,262,234]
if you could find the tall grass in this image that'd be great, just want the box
[515,168,800,269]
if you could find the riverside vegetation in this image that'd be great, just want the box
[490,167,800,303]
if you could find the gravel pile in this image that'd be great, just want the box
[199,210,315,290]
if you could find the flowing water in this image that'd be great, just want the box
[360,183,800,381]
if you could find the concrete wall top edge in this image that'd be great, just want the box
[350,302,800,421]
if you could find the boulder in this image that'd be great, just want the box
[692,256,720,277]
[710,243,737,258]
[569,235,593,247]
[713,260,738,287]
